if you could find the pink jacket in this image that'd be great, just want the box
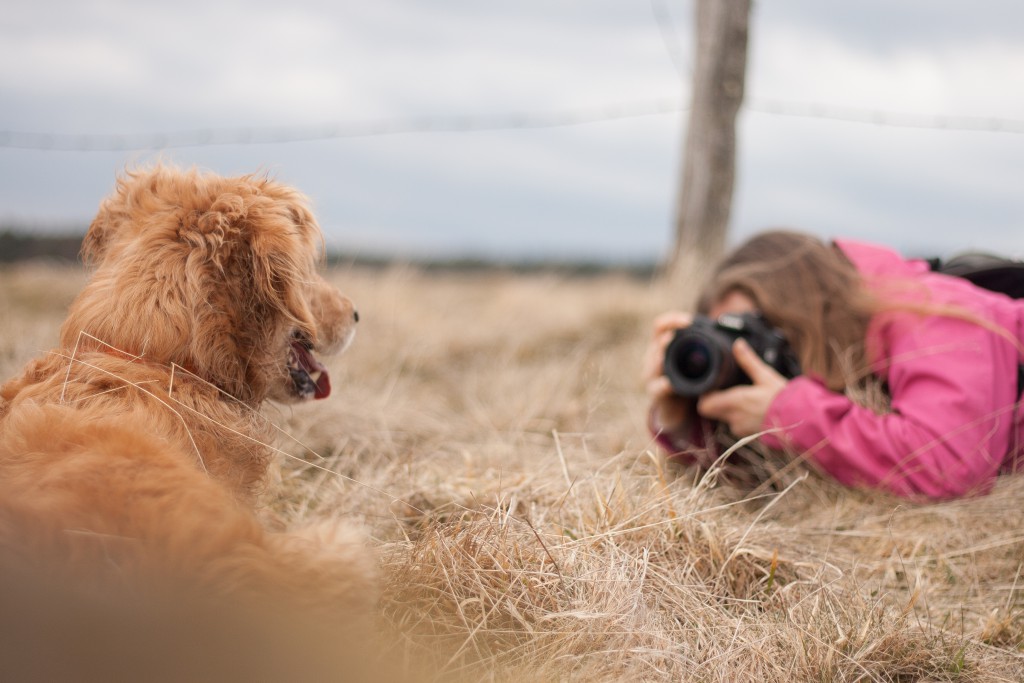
[658,240,1024,499]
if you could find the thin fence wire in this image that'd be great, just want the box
[2,97,1022,152]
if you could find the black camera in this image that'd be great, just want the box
[663,313,800,397]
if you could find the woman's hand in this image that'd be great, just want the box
[696,338,789,437]
[644,311,694,433]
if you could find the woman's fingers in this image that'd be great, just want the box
[643,311,693,384]
[645,311,698,434]
[652,311,693,337]
[732,338,786,386]
[646,375,675,402]
[695,340,789,437]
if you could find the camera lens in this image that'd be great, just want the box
[676,341,712,380]
[663,322,740,397]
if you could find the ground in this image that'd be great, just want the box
[3,261,1024,682]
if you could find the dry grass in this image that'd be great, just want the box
[4,261,1024,681]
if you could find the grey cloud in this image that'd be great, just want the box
[1,1,1022,263]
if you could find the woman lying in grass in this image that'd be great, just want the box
[645,230,1024,499]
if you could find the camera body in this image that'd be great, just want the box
[663,313,800,397]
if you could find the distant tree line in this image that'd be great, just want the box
[0,230,85,263]
[0,229,656,278]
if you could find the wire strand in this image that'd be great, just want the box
[2,97,1023,152]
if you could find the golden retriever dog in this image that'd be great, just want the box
[0,166,374,620]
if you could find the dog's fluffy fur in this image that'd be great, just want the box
[0,166,373,613]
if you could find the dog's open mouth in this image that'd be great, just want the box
[287,340,331,400]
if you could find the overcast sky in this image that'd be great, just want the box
[1,1,1022,262]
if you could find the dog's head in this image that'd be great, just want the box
[61,165,357,404]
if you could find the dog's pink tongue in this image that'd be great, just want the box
[292,342,331,399]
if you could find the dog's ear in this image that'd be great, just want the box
[82,210,112,266]
[82,174,136,266]
[247,197,321,344]
[83,167,170,266]
[249,201,317,348]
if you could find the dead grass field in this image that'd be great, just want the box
[3,261,1024,682]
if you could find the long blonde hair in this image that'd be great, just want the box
[698,231,876,391]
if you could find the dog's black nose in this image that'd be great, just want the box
[353,310,360,323]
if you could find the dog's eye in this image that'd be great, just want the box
[290,331,314,350]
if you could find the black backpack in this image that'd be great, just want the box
[929,252,1024,299]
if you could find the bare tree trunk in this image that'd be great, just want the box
[668,0,750,285]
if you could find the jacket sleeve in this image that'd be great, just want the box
[759,310,1020,498]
